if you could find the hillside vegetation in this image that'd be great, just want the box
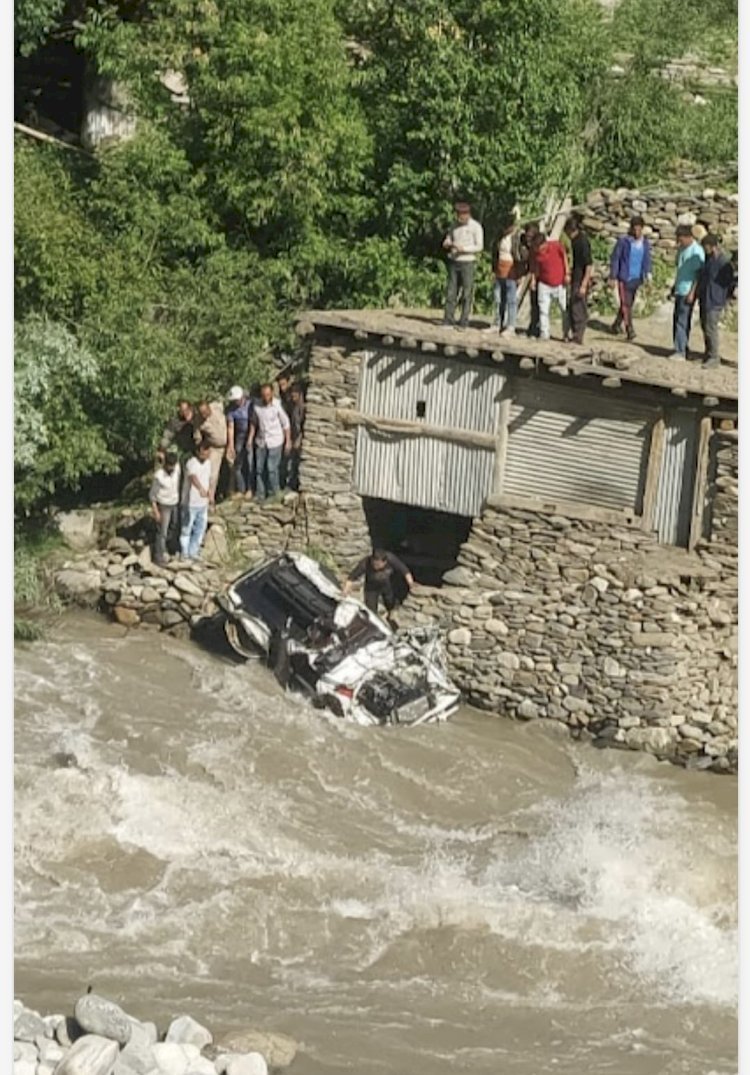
[14,0,737,514]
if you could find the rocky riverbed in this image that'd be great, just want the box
[13,995,297,1075]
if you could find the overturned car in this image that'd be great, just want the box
[214,552,460,726]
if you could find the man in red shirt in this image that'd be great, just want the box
[529,232,570,340]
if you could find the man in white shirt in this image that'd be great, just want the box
[442,201,484,329]
[149,447,181,565]
[179,441,213,560]
[247,382,291,502]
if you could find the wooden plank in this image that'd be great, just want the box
[14,120,88,153]
[491,397,512,497]
[641,415,665,532]
[335,407,496,450]
[688,416,712,550]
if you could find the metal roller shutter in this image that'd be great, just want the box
[502,380,656,512]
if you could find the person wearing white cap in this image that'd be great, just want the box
[225,385,254,499]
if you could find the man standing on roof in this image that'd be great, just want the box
[670,223,706,360]
[441,201,484,330]
[563,213,593,344]
[343,549,415,627]
[529,230,569,341]
[697,234,736,369]
[248,382,291,502]
[608,215,652,342]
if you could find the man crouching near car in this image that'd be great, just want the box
[343,549,415,628]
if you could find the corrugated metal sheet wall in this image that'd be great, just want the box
[653,409,698,546]
[353,350,504,517]
[502,380,656,512]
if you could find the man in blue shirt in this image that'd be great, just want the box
[608,216,652,342]
[670,224,705,359]
[225,385,254,499]
[697,235,736,368]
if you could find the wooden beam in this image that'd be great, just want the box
[641,415,665,533]
[688,415,712,551]
[491,397,512,497]
[335,407,497,450]
[14,120,88,153]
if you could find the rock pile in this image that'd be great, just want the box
[13,995,298,1075]
[576,186,738,255]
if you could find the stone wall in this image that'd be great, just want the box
[575,186,738,257]
[50,339,737,773]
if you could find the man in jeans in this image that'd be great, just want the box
[225,385,254,499]
[149,447,181,565]
[563,213,593,344]
[180,441,212,560]
[608,215,652,341]
[248,383,291,502]
[529,231,569,340]
[489,214,526,337]
[670,224,705,360]
[697,235,736,368]
[442,201,484,329]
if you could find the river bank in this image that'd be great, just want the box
[14,612,738,1074]
[13,993,296,1075]
[44,489,738,774]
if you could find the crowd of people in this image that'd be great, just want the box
[149,375,305,563]
[441,201,737,361]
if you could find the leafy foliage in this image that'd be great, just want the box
[13,0,737,513]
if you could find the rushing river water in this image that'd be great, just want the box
[14,613,737,1074]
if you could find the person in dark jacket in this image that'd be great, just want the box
[697,235,736,368]
[608,216,653,341]
[343,549,415,624]
[563,213,593,344]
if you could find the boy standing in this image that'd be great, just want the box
[149,448,181,566]
[180,441,213,560]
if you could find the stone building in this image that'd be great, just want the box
[288,309,738,770]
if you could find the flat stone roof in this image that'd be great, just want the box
[296,307,738,408]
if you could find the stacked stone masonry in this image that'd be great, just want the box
[52,342,737,773]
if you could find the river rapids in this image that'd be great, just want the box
[14,613,737,1074]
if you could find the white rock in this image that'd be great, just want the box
[496,651,520,671]
[165,1017,212,1051]
[54,1035,120,1075]
[75,996,133,1046]
[590,576,608,594]
[38,1040,64,1065]
[173,574,204,597]
[57,509,97,550]
[183,1061,215,1075]
[14,1061,36,1075]
[447,627,471,646]
[151,1044,198,1075]
[485,618,508,636]
[15,1010,46,1043]
[226,1054,268,1075]
[36,1064,54,1075]
[15,1043,38,1064]
[43,1016,64,1039]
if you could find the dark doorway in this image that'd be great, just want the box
[362,498,472,587]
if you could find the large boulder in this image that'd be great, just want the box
[54,1035,120,1075]
[215,1031,297,1069]
[55,569,102,607]
[57,510,97,551]
[74,995,133,1046]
